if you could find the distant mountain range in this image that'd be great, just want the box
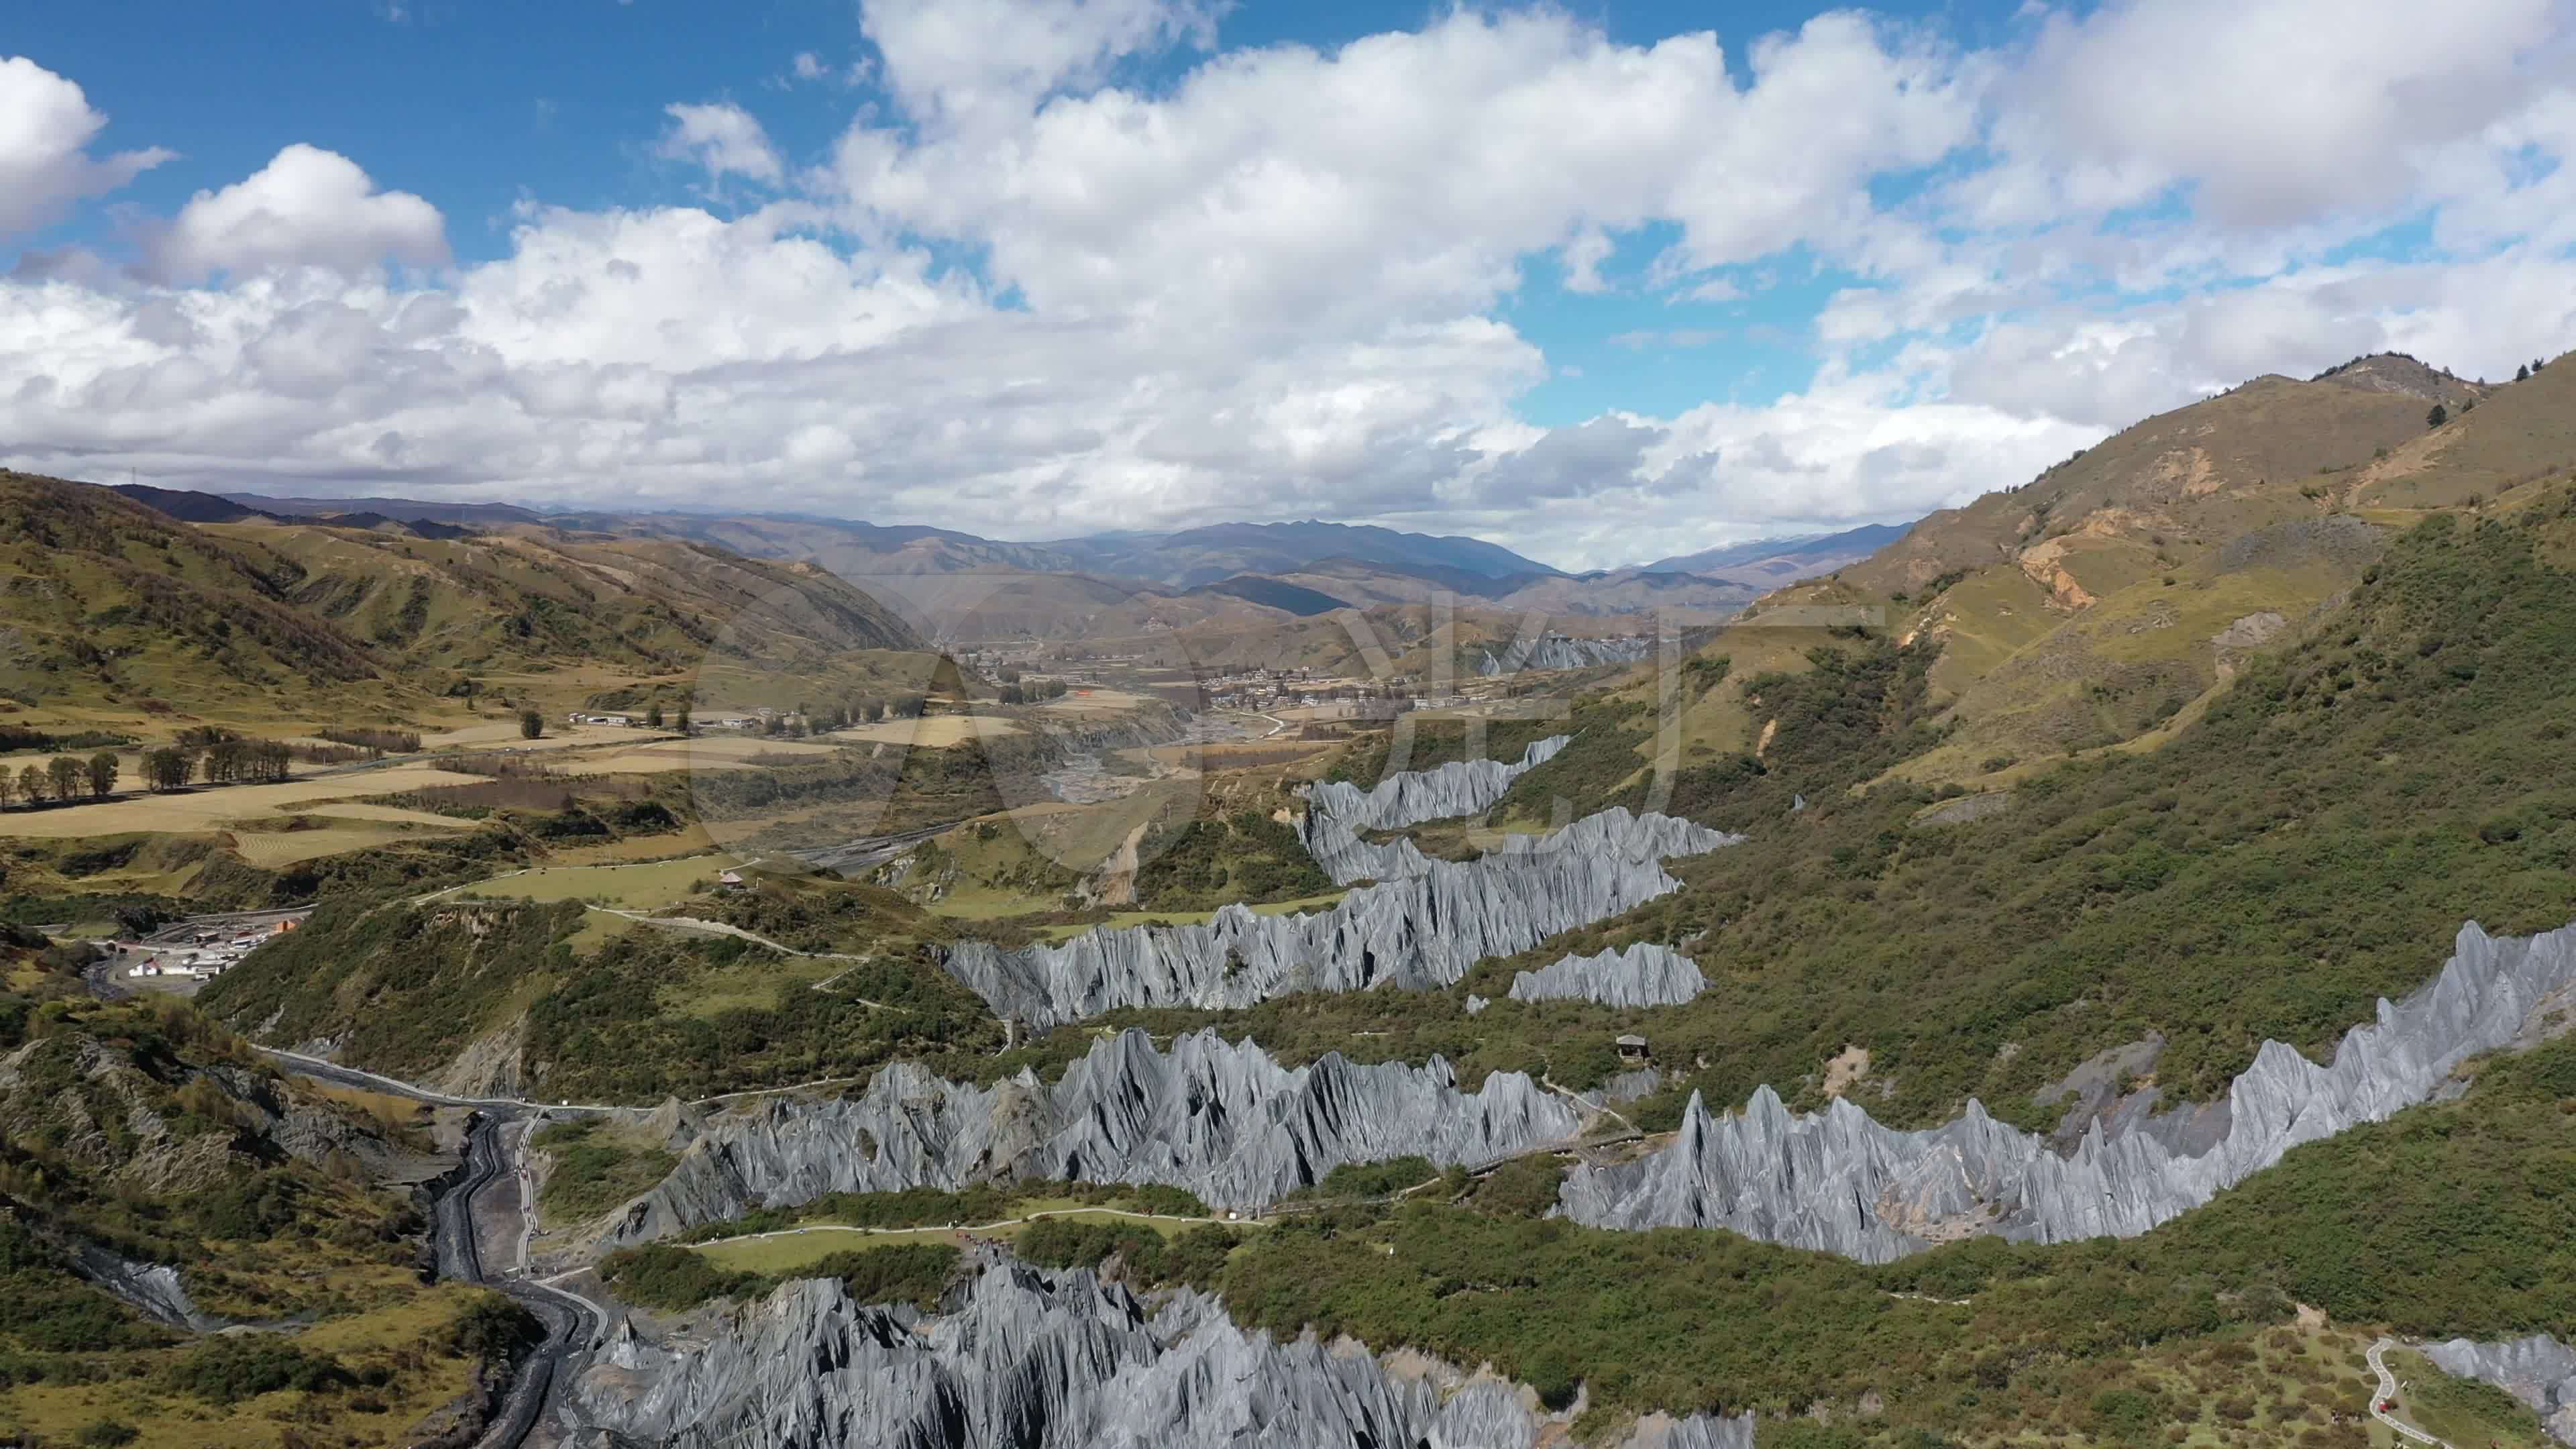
[1643,522,1915,585]
[129,488,1899,645]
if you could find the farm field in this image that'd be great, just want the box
[0,763,494,838]
[821,713,1021,747]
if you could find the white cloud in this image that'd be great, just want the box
[2,1,2573,571]
[140,144,447,282]
[655,102,786,186]
[1980,0,2564,227]
[0,56,170,235]
[834,8,1976,341]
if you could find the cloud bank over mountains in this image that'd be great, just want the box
[1,0,2571,568]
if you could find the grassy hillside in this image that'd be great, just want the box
[1199,1030,2575,1445]
[0,470,388,712]
[0,471,929,721]
[1688,354,2573,783]
[1069,498,2576,1141]
[0,943,539,1447]
[200,873,1004,1102]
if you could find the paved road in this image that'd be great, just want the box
[2367,1337,2455,1448]
[433,1111,604,1449]
[254,1046,628,1115]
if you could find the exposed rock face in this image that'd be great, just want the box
[944,808,1735,1030]
[1477,635,1653,676]
[1509,945,1707,1007]
[2422,1335,2576,1446]
[1298,736,1568,885]
[1560,920,2576,1262]
[605,1029,1580,1242]
[576,1262,1757,1449]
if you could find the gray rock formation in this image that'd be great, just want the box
[1477,635,1653,676]
[2422,1336,2576,1446]
[1298,735,1568,885]
[1508,945,1707,1007]
[576,1261,1757,1449]
[1560,920,2576,1262]
[605,1028,1581,1241]
[944,808,1736,1030]
[72,1244,221,1331]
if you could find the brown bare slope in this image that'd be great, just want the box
[1677,354,2557,777]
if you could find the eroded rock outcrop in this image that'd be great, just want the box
[1298,736,1568,884]
[576,1261,1756,1449]
[1560,920,2576,1262]
[945,808,1735,1030]
[605,1028,1581,1241]
[2422,1335,2576,1446]
[1509,945,1707,1007]
[1478,635,1653,676]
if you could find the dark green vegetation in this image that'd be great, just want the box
[1130,807,1331,909]
[533,1119,678,1222]
[1199,1032,2576,1444]
[601,1240,959,1313]
[203,877,1009,1100]
[1012,1217,1238,1289]
[671,1181,1212,1245]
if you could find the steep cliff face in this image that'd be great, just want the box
[2422,1335,2576,1446]
[1298,735,1569,885]
[604,1028,1582,1242]
[576,1261,1758,1449]
[1509,945,1707,1007]
[1560,920,2576,1261]
[944,808,1735,1030]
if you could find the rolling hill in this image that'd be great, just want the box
[1676,352,2548,780]
[1038,520,1559,585]
[1,472,927,716]
[1642,521,1913,584]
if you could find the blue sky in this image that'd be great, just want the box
[7,0,2016,425]
[1,0,2568,568]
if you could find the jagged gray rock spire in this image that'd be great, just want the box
[1478,635,1653,676]
[944,807,1736,1030]
[1560,920,2576,1262]
[2422,1336,2576,1446]
[1509,945,1707,1007]
[1297,735,1569,885]
[576,1262,1758,1449]
[604,1028,1582,1242]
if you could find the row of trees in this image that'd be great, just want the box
[996,679,1071,705]
[0,753,117,808]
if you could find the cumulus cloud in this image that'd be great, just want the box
[655,101,786,186]
[1,1,2572,570]
[0,56,171,235]
[1981,0,2564,227]
[140,144,447,282]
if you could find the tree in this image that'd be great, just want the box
[2536,358,2549,373]
[2426,402,2448,428]
[0,769,13,810]
[146,747,191,792]
[645,702,665,729]
[47,755,83,802]
[86,751,119,801]
[16,764,42,806]
[2518,364,2531,382]
[519,709,544,740]
[674,708,692,733]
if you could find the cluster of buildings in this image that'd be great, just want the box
[125,918,299,981]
